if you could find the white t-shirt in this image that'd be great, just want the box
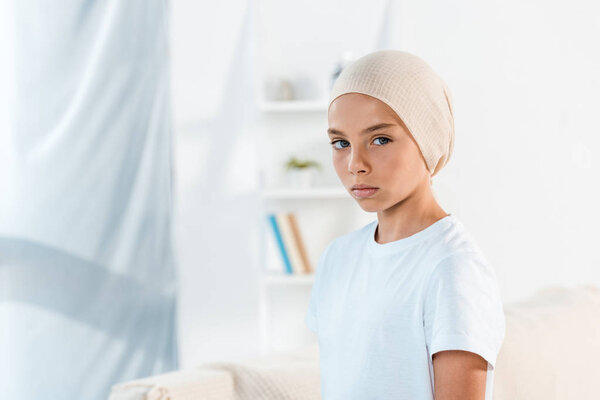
[305,214,505,400]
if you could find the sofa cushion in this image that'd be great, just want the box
[494,284,600,400]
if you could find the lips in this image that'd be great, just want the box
[351,184,378,190]
[351,185,379,198]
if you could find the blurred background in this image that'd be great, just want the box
[1,0,599,399]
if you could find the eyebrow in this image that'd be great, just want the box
[327,123,396,136]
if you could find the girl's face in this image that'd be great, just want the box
[327,93,430,212]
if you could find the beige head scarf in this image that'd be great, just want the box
[329,50,455,177]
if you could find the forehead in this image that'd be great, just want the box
[328,93,402,128]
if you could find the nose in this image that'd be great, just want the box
[348,146,369,175]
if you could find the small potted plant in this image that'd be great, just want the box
[284,156,322,189]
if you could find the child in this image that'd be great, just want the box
[305,50,505,400]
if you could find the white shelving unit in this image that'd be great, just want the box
[257,184,351,356]
[252,0,363,356]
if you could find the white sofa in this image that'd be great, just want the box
[108,284,600,400]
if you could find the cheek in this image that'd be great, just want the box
[379,151,425,187]
[377,150,406,171]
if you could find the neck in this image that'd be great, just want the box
[374,181,448,244]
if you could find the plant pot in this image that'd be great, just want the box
[286,168,315,189]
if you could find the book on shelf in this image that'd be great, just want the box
[265,212,313,275]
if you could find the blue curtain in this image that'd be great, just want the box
[0,1,178,399]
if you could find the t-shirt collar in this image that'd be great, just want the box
[367,213,457,256]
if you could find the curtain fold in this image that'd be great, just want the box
[0,1,178,399]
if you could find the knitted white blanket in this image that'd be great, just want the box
[204,348,321,400]
[108,368,236,400]
[108,344,320,400]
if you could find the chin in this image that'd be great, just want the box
[354,200,381,213]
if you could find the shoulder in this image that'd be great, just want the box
[435,216,486,256]
[313,220,375,277]
[423,226,506,368]
[428,249,499,295]
[423,240,505,338]
[324,219,375,256]
[423,218,504,318]
[419,215,494,277]
[334,219,375,245]
[426,221,499,300]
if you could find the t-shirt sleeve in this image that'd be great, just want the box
[423,250,506,369]
[305,242,333,334]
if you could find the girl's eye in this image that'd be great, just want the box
[330,139,349,149]
[329,137,391,150]
[373,137,390,145]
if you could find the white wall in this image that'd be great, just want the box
[169,0,600,368]
[398,0,600,302]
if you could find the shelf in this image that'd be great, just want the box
[260,186,348,200]
[260,273,315,285]
[258,99,329,113]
